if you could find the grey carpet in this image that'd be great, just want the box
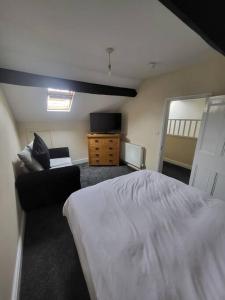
[20,164,134,300]
[80,163,135,188]
[162,161,191,184]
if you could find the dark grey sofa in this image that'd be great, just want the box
[16,147,81,212]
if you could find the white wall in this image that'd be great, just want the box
[0,88,22,300]
[2,84,129,163]
[18,120,89,162]
[121,52,225,170]
[169,99,205,120]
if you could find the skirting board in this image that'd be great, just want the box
[11,212,26,300]
[164,158,192,170]
[72,158,88,165]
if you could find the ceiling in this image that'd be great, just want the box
[0,0,214,89]
[2,84,130,122]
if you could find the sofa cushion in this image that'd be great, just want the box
[50,157,72,169]
[18,146,44,172]
[32,133,50,169]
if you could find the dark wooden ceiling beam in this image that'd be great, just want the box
[0,68,137,97]
[159,0,225,56]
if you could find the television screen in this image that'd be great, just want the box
[90,113,121,133]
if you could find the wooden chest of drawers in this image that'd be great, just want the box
[87,134,120,166]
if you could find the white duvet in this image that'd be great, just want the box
[63,170,225,300]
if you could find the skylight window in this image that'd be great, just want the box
[47,88,75,112]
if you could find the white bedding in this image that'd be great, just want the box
[63,170,225,300]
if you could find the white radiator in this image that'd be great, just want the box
[120,142,145,169]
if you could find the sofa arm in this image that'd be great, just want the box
[16,165,80,211]
[48,147,69,159]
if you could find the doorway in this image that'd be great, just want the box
[160,97,206,184]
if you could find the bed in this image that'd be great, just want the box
[63,170,225,300]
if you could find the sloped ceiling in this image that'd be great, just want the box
[0,0,214,89]
[2,84,130,122]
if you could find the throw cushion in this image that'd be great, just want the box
[27,141,33,150]
[18,146,44,171]
[32,133,50,169]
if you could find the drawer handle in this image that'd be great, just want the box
[109,140,113,142]
[95,140,99,143]
[109,154,113,157]
[95,147,99,150]
[109,160,113,163]
[95,154,99,157]
[109,147,113,150]
[96,159,99,162]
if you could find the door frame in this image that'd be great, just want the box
[157,93,211,173]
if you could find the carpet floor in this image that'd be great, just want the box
[20,164,134,300]
[162,161,191,184]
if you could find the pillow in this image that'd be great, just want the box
[32,133,50,169]
[18,146,44,172]
[27,141,33,150]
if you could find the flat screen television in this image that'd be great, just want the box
[90,113,121,133]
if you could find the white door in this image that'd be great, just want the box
[190,96,225,201]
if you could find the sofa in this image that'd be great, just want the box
[16,147,81,212]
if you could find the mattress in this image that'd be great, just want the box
[63,170,225,300]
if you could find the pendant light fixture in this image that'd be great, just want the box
[106,47,114,76]
[149,62,158,69]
